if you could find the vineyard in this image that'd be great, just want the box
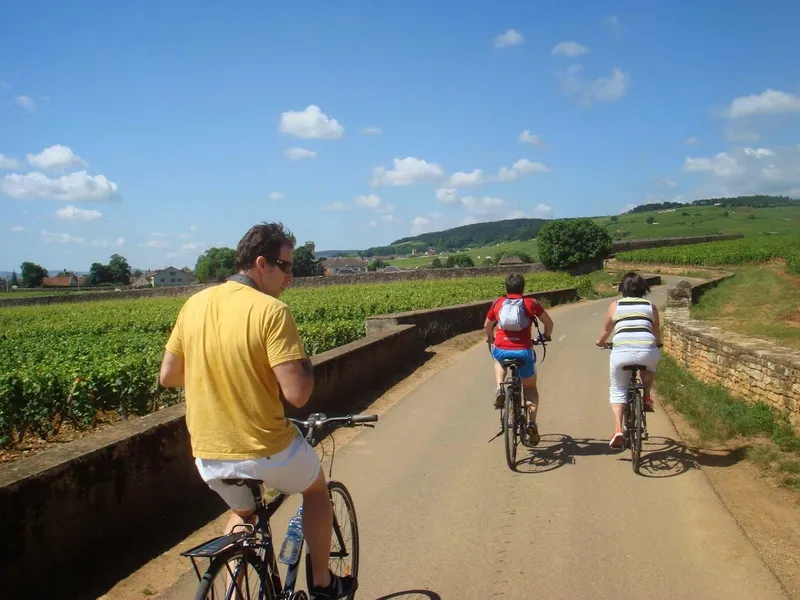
[616,234,800,272]
[0,272,580,448]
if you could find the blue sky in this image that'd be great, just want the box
[2,0,800,272]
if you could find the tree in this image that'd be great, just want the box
[481,258,493,267]
[10,270,19,287]
[367,259,388,272]
[537,218,612,271]
[445,254,474,268]
[89,262,110,285]
[430,257,443,268]
[108,254,132,285]
[610,215,619,222]
[132,269,143,278]
[748,213,757,220]
[292,246,324,277]
[195,247,237,283]
[645,216,656,224]
[20,262,48,287]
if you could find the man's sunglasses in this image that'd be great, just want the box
[271,258,293,274]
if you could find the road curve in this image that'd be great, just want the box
[162,277,788,600]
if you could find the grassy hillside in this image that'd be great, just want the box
[386,239,539,269]
[594,205,800,240]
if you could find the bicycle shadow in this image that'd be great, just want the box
[376,591,442,600]
[512,434,613,473]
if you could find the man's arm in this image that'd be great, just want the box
[483,317,495,344]
[273,358,315,408]
[159,350,185,387]
[652,304,663,346]
[538,308,554,340]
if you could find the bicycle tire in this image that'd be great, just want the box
[503,381,517,469]
[631,391,643,474]
[194,546,275,600]
[327,481,360,600]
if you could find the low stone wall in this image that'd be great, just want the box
[365,287,578,346]
[0,323,424,595]
[663,276,800,430]
[0,282,214,307]
[610,233,743,255]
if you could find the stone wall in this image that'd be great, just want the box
[663,276,800,430]
[610,233,743,255]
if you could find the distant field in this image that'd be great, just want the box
[594,205,800,240]
[386,239,539,268]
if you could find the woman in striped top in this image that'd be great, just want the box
[596,272,662,449]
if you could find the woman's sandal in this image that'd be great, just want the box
[609,431,624,449]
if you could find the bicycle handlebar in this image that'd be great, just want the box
[288,413,378,431]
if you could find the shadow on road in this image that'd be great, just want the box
[512,434,612,473]
[376,591,442,600]
[632,436,699,478]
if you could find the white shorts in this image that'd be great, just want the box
[195,431,321,512]
[609,347,661,404]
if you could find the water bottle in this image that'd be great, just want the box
[278,506,304,565]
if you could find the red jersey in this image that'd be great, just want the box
[486,294,544,350]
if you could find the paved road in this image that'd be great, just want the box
[162,278,787,600]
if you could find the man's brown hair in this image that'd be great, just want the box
[235,222,296,271]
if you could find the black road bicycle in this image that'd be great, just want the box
[181,413,378,600]
[600,343,654,474]
[490,331,549,471]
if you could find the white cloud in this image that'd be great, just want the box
[744,147,775,159]
[10,226,25,232]
[552,41,589,57]
[279,105,344,139]
[682,145,800,197]
[449,169,484,187]
[366,220,378,228]
[381,214,401,223]
[621,203,637,213]
[116,237,125,247]
[496,158,551,182]
[323,202,348,211]
[356,194,382,208]
[685,137,700,145]
[519,130,542,145]
[0,170,119,201]
[411,216,431,234]
[0,154,21,169]
[493,28,524,48]
[269,191,284,200]
[604,15,622,35]
[559,65,630,106]
[285,147,317,161]
[15,95,35,112]
[27,145,86,170]
[458,196,507,216]
[189,225,198,232]
[55,205,103,222]
[181,242,205,251]
[41,230,84,244]
[370,157,444,187]
[359,127,383,135]
[724,89,800,119]
[506,210,527,219]
[532,204,554,218]
[150,232,170,238]
[655,175,678,187]
[145,240,170,248]
[436,188,458,204]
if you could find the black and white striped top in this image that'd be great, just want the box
[612,297,657,349]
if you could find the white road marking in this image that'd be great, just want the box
[591,311,600,316]
[558,335,567,342]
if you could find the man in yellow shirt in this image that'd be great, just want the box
[159,222,354,600]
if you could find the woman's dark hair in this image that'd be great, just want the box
[235,222,296,271]
[505,273,525,295]
[618,271,651,298]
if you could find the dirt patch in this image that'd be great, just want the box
[95,330,487,600]
[658,397,800,599]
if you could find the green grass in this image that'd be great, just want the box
[596,205,800,239]
[691,265,800,350]
[385,239,539,269]
[655,355,800,490]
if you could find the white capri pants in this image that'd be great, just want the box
[609,347,661,404]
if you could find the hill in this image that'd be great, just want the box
[362,217,548,257]
[625,195,800,214]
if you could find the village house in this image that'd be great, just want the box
[322,257,369,276]
[42,270,87,288]
[149,266,196,287]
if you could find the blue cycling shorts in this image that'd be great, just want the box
[491,347,536,379]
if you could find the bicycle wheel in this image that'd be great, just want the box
[631,390,643,474]
[328,481,359,600]
[194,546,274,600]
[503,382,517,469]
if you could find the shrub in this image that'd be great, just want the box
[645,216,655,224]
[537,218,613,271]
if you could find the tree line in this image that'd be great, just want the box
[11,255,135,288]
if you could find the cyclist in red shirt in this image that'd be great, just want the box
[484,273,554,445]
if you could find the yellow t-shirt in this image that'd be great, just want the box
[165,280,306,459]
